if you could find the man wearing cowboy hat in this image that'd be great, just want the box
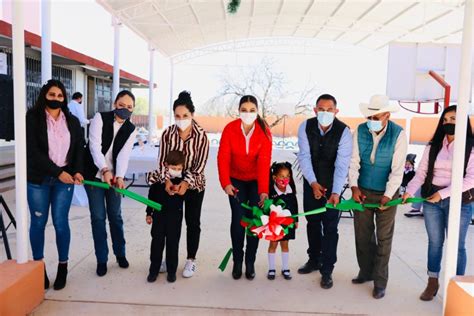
[297,94,352,289]
[348,95,407,299]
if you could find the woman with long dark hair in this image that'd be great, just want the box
[26,79,84,290]
[403,105,473,301]
[147,91,209,278]
[84,90,137,277]
[217,95,272,280]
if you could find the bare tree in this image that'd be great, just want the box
[206,57,318,129]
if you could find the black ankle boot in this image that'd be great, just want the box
[245,264,255,280]
[232,262,242,280]
[53,262,68,290]
[96,263,107,277]
[117,256,129,268]
[44,266,50,290]
[147,264,159,283]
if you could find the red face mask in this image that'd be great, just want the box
[276,178,290,187]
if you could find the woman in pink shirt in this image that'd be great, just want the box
[403,105,473,301]
[26,80,84,291]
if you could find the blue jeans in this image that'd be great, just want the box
[423,199,472,278]
[85,183,125,263]
[27,177,74,262]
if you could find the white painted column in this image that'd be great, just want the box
[168,59,174,126]
[41,0,52,83]
[443,0,473,311]
[112,16,121,100]
[148,46,155,141]
[12,0,29,264]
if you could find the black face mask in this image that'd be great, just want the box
[114,108,132,120]
[46,99,63,110]
[443,123,455,135]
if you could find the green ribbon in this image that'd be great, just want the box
[240,199,287,235]
[291,207,327,217]
[222,196,426,272]
[218,248,233,272]
[83,180,162,211]
[359,197,426,210]
[83,180,110,190]
[291,197,426,217]
[326,198,365,212]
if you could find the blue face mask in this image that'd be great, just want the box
[114,108,132,120]
[367,119,383,132]
[317,111,335,127]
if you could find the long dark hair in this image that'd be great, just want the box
[422,105,473,194]
[32,79,69,113]
[239,95,269,139]
[270,162,296,194]
[173,90,195,113]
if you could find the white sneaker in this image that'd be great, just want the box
[159,261,167,273]
[182,259,196,278]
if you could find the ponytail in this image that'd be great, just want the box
[256,114,270,139]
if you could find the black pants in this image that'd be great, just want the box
[229,178,259,266]
[149,199,183,275]
[184,189,205,259]
[303,179,341,276]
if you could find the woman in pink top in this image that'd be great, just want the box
[403,105,473,301]
[26,80,84,291]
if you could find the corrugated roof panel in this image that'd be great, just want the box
[338,31,372,45]
[192,2,226,21]
[280,0,312,15]
[249,28,273,38]
[317,29,343,41]
[334,0,380,19]
[97,0,466,57]
[293,28,319,38]
[253,0,282,16]
[162,5,195,23]
[277,15,304,24]
[306,0,344,18]
[272,27,298,37]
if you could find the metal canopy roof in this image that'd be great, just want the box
[97,0,466,57]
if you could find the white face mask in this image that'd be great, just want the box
[168,168,182,179]
[367,119,384,132]
[175,119,191,131]
[317,111,335,127]
[240,112,258,125]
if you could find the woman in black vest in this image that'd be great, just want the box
[84,90,137,277]
[26,79,84,290]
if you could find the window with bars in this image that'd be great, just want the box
[2,50,74,108]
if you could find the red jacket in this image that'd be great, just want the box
[217,119,272,195]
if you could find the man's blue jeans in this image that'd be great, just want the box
[27,177,74,262]
[423,199,472,278]
[85,183,125,263]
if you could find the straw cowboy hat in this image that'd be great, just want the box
[359,95,399,118]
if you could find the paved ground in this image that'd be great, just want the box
[1,147,472,315]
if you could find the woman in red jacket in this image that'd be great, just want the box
[217,95,272,280]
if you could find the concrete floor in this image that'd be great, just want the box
[1,148,472,316]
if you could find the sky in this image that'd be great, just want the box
[1,0,472,118]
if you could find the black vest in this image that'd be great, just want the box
[84,111,135,180]
[305,117,347,192]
